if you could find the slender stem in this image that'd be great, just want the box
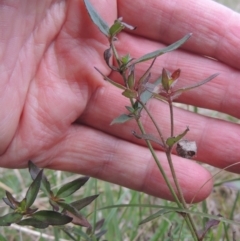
[137,119,199,240]
[167,100,199,239]
[136,120,181,205]
[138,99,167,149]
[168,98,174,137]
[110,40,121,67]
[109,42,199,240]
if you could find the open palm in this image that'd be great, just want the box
[1,0,240,203]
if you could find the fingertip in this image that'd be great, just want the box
[141,155,213,203]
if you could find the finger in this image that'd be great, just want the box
[118,0,240,69]
[110,33,240,119]
[34,125,213,203]
[79,83,240,173]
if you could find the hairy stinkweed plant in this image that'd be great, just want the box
[83,0,234,240]
[0,161,106,241]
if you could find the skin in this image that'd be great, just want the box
[0,0,239,203]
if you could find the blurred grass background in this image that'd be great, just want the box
[0,1,240,240]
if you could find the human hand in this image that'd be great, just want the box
[0,0,239,203]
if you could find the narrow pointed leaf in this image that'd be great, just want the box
[58,201,91,227]
[56,176,89,198]
[95,67,125,90]
[138,58,156,86]
[49,199,60,211]
[132,131,165,147]
[166,127,189,147]
[17,218,49,229]
[103,48,112,68]
[5,191,20,209]
[198,215,222,239]
[95,229,108,239]
[139,209,171,225]
[174,73,219,96]
[161,68,170,91]
[110,114,134,125]
[95,218,105,231]
[25,170,43,208]
[140,75,162,105]
[71,194,99,211]
[28,160,51,195]
[125,106,135,113]
[134,33,192,64]
[17,210,72,228]
[83,0,109,37]
[2,197,16,210]
[0,212,23,226]
[32,210,72,224]
[127,65,135,89]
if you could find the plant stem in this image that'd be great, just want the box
[110,40,121,68]
[138,99,167,148]
[110,41,199,240]
[136,120,181,205]
[168,98,174,137]
[166,149,199,238]
[167,100,199,240]
[137,119,199,240]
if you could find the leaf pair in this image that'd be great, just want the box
[0,161,99,229]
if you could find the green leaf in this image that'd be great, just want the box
[4,191,20,210]
[17,218,49,229]
[56,176,89,198]
[121,53,132,65]
[122,89,138,98]
[83,0,109,37]
[109,20,124,37]
[166,127,189,147]
[71,194,99,211]
[25,169,43,209]
[28,160,52,196]
[17,210,72,228]
[0,212,23,226]
[161,68,170,91]
[110,114,134,125]
[139,209,171,225]
[18,198,27,212]
[2,197,15,210]
[133,33,192,64]
[125,106,135,113]
[139,75,162,105]
[49,199,60,211]
[32,210,72,224]
[127,66,135,89]
[173,73,219,97]
[132,131,165,147]
[58,201,91,227]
